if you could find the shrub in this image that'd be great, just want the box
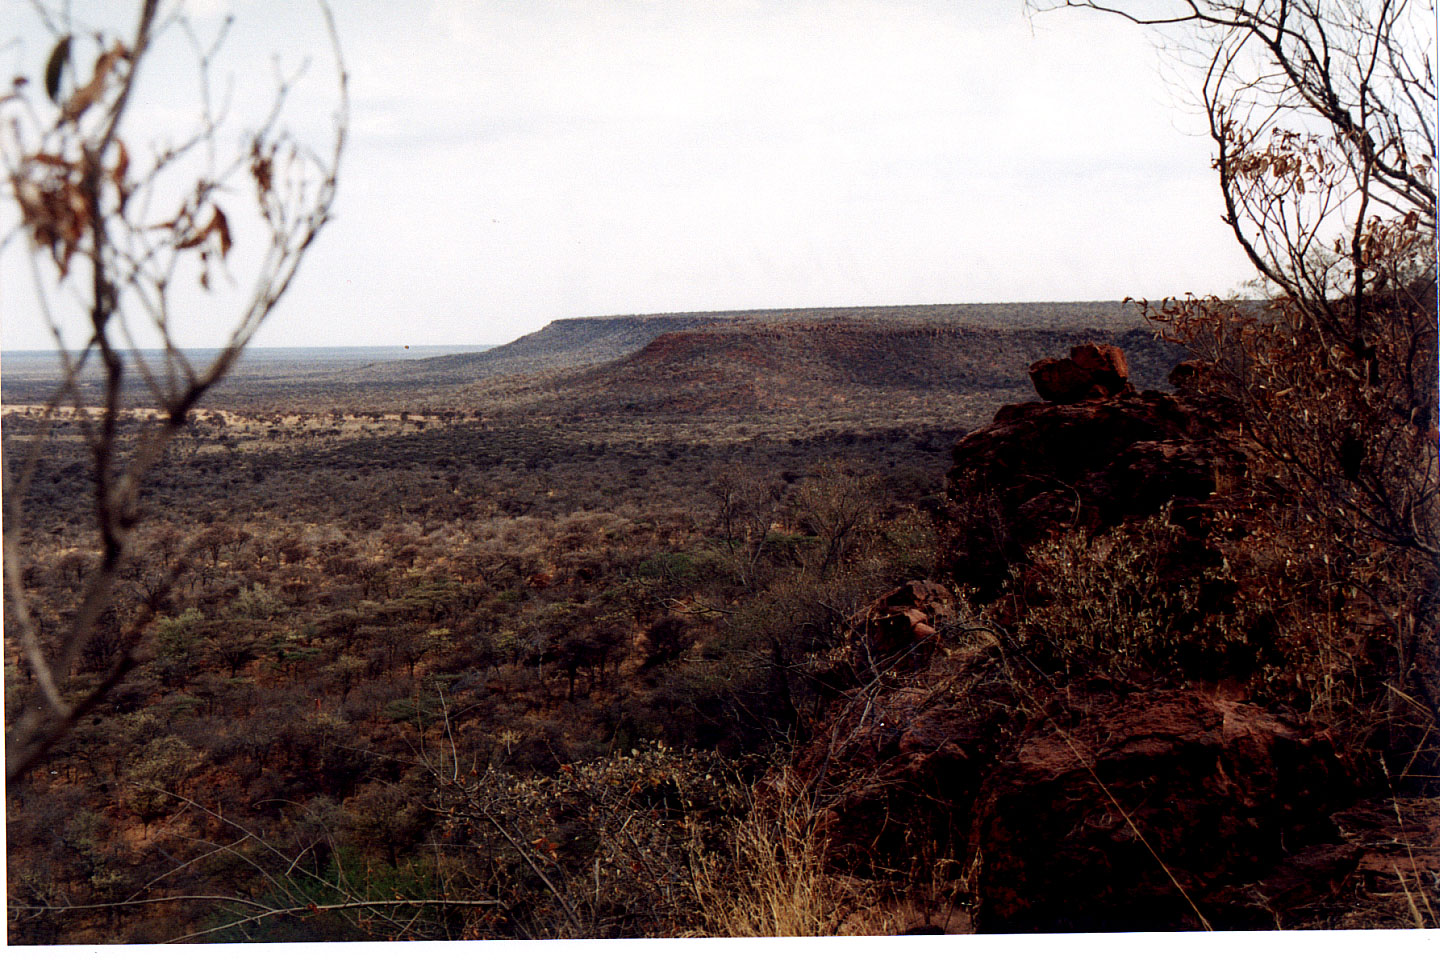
[792,461,881,574]
[1014,511,1249,683]
[432,742,736,938]
[149,608,205,687]
[642,615,693,668]
[123,735,201,830]
[229,583,287,621]
[1154,286,1438,764]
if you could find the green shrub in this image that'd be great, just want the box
[229,583,287,620]
[150,608,205,686]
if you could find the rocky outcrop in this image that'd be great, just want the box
[942,345,1245,594]
[796,650,1359,932]
[792,635,1021,876]
[788,343,1366,933]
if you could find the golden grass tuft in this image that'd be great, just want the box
[684,770,890,938]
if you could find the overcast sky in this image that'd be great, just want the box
[1,0,1258,351]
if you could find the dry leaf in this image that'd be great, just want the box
[61,44,126,123]
[43,35,71,104]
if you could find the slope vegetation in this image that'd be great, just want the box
[462,319,1184,423]
[331,301,1157,391]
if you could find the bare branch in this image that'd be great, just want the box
[2,0,347,787]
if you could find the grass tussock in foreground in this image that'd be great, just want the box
[685,771,891,938]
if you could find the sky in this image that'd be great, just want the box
[0,0,1259,351]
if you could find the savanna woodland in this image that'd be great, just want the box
[4,0,1437,943]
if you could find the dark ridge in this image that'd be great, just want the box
[321,301,1155,389]
[492,322,1185,417]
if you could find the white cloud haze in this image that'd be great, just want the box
[1,0,1258,351]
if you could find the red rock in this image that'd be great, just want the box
[1029,342,1134,402]
[789,641,1018,874]
[1028,356,1093,403]
[1071,342,1130,382]
[942,379,1244,595]
[1167,358,1210,393]
[786,348,1369,934]
[793,661,1358,932]
[968,689,1356,932]
[848,580,955,669]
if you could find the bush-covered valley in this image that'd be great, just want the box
[5,301,1437,941]
[6,0,1437,944]
[3,311,999,941]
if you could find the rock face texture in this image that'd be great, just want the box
[792,636,1021,878]
[791,343,1366,933]
[968,689,1357,932]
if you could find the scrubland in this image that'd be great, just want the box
[3,331,974,941]
[4,300,1436,941]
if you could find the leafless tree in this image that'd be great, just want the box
[1039,2,1435,316]
[709,470,784,585]
[2,1,347,785]
[1041,0,1438,552]
[794,462,880,575]
[1039,0,1439,725]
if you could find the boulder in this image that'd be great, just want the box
[848,580,956,670]
[1029,342,1132,402]
[1166,358,1209,394]
[1071,342,1130,383]
[803,580,961,700]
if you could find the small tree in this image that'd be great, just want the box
[206,627,258,677]
[3,1,347,785]
[149,606,203,687]
[793,461,881,575]
[122,734,198,836]
[709,470,784,586]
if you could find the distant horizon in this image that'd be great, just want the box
[0,343,501,356]
[1,2,1259,353]
[544,296,1159,321]
[4,295,1177,357]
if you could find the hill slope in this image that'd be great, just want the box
[338,301,1155,391]
[463,319,1185,421]
[1,301,1182,415]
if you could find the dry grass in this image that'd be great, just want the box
[684,770,891,938]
